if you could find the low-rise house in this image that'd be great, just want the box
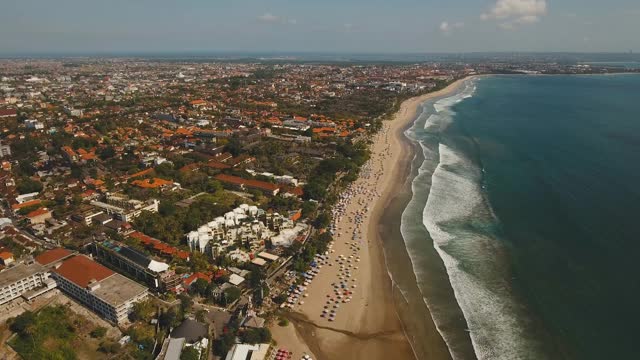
[214,174,280,196]
[0,251,14,266]
[26,207,52,225]
[225,343,269,360]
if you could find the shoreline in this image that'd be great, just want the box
[271,78,472,360]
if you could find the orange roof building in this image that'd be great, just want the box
[127,168,154,179]
[53,255,114,288]
[129,231,190,261]
[35,248,74,267]
[214,174,280,196]
[131,178,174,189]
[183,272,212,287]
[52,255,149,325]
[11,199,41,211]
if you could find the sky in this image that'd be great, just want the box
[1,0,639,55]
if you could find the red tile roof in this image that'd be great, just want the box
[0,109,17,117]
[53,255,114,288]
[26,207,51,218]
[129,231,190,260]
[35,248,73,266]
[184,272,212,287]
[127,168,154,179]
[206,161,231,170]
[131,177,173,189]
[11,199,41,210]
[214,174,279,192]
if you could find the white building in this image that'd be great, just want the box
[0,258,53,305]
[91,194,159,223]
[15,192,39,204]
[187,204,265,256]
[225,343,269,360]
[24,119,45,130]
[187,204,306,258]
[0,141,11,158]
[52,255,148,325]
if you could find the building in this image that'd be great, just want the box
[52,255,148,325]
[186,204,267,256]
[0,251,14,266]
[24,119,44,130]
[129,231,190,262]
[214,174,280,196]
[25,208,52,224]
[94,240,181,291]
[91,194,159,222]
[0,258,54,305]
[71,206,105,226]
[15,192,39,204]
[225,344,270,360]
[0,109,17,119]
[35,248,75,268]
[160,319,209,360]
[0,141,11,158]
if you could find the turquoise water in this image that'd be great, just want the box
[402,74,640,359]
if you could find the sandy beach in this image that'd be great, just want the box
[272,79,470,360]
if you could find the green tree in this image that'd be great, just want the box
[159,309,178,329]
[159,200,177,216]
[213,333,235,357]
[301,201,317,218]
[16,178,43,194]
[179,293,194,314]
[90,326,107,338]
[130,300,155,322]
[191,278,210,297]
[223,287,241,305]
[180,347,200,360]
[313,212,332,229]
[98,146,116,160]
[98,340,120,354]
[225,135,243,157]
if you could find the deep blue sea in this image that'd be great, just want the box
[401,74,640,360]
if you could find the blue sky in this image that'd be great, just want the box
[1,0,639,54]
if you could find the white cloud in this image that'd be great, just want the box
[257,12,297,25]
[258,13,280,23]
[440,21,464,35]
[481,0,547,29]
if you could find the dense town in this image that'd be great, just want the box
[0,57,633,360]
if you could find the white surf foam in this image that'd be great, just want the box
[400,78,548,360]
[398,80,481,359]
[424,143,528,359]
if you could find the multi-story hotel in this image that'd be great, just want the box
[52,255,148,325]
[0,258,53,305]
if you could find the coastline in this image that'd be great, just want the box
[272,78,471,360]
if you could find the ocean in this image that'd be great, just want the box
[398,74,640,360]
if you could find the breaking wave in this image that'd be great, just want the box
[400,79,548,360]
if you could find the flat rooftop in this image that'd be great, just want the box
[92,273,147,307]
[0,262,45,288]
